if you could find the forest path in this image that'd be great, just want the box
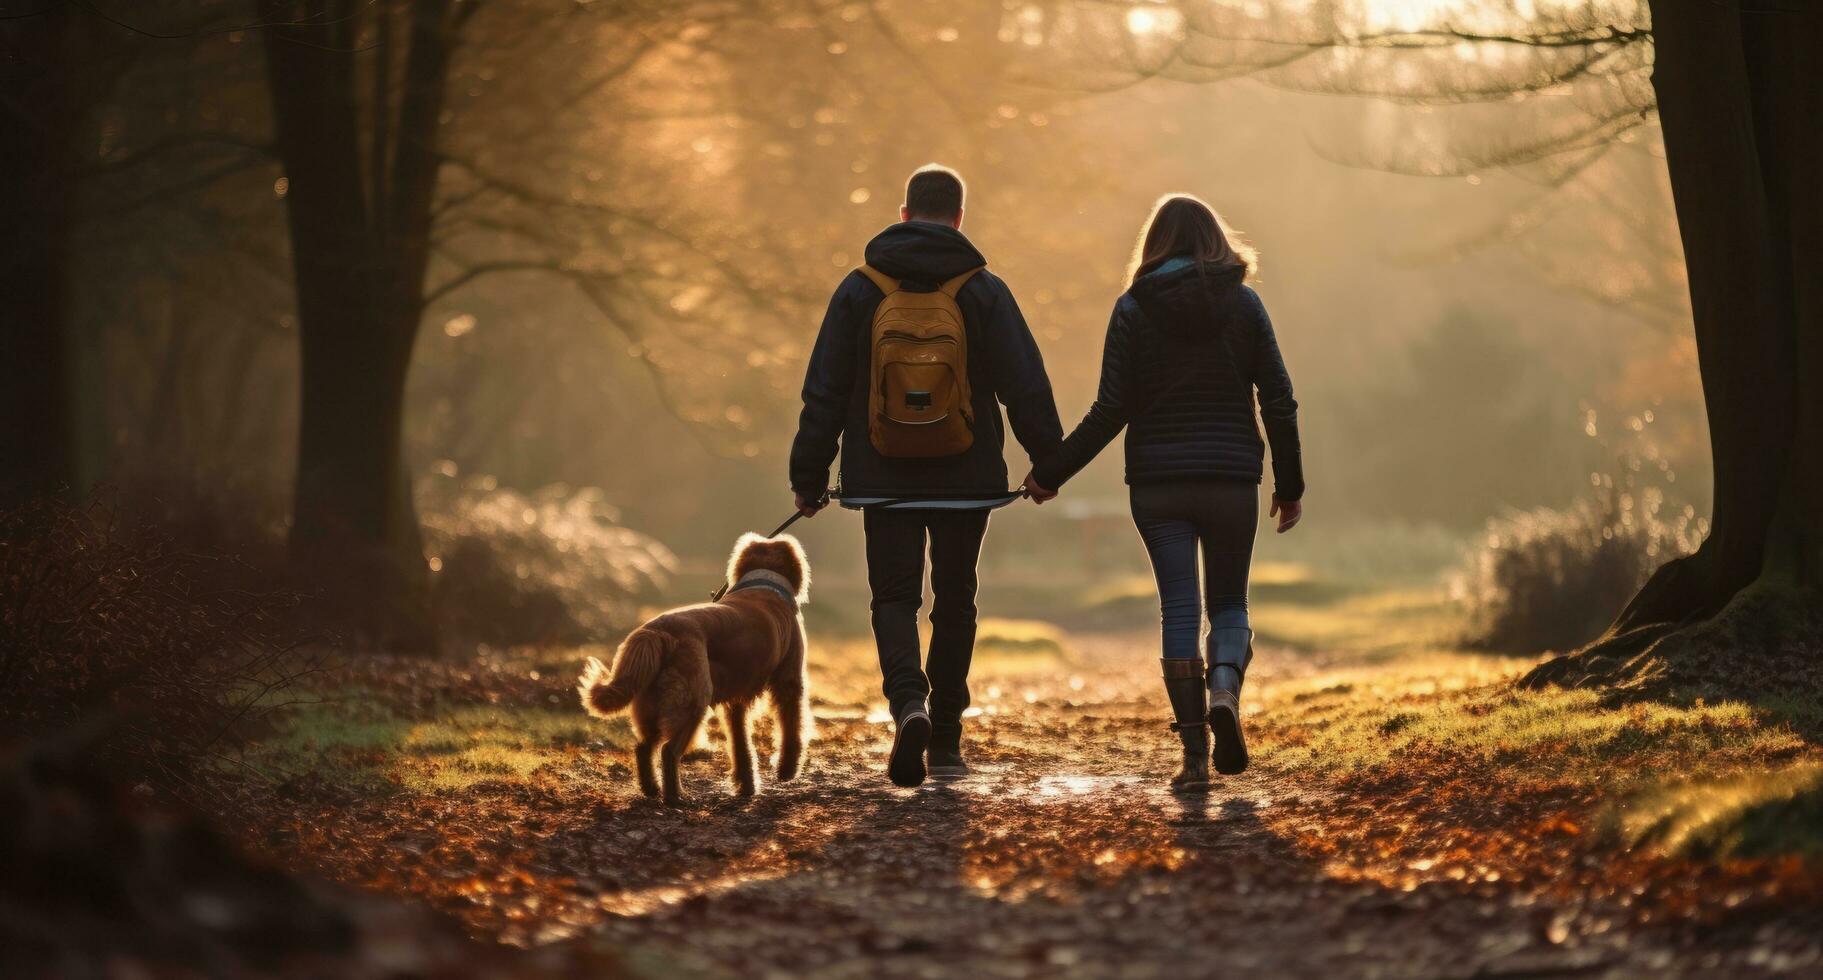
[281,628,1793,978]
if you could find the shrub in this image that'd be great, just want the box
[417,472,677,646]
[0,496,309,799]
[1459,485,1707,654]
[1458,405,1709,655]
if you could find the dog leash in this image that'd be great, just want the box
[708,486,1029,602]
[831,492,1027,511]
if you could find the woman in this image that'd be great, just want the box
[1025,195,1303,789]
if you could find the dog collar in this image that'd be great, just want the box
[725,569,800,607]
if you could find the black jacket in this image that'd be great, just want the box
[1031,258,1304,500]
[789,222,1063,499]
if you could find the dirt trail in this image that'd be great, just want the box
[532,633,1700,977]
[276,630,1819,977]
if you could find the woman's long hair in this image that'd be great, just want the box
[1126,194,1257,287]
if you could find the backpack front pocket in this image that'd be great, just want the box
[873,336,974,456]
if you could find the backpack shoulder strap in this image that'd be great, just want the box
[938,266,984,299]
[857,265,899,296]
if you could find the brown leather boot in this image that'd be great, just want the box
[1162,658,1210,790]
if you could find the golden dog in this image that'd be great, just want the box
[579,533,810,804]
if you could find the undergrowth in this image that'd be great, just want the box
[418,470,677,647]
[0,495,310,802]
[1457,414,1707,654]
[1458,492,1705,654]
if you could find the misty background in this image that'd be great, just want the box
[62,0,1705,603]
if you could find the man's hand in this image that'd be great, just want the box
[794,492,828,518]
[1022,471,1057,505]
[1269,495,1302,534]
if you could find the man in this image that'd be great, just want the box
[789,164,1063,787]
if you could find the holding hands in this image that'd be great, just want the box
[792,478,1289,524]
[1021,471,1057,505]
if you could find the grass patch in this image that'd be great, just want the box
[1221,563,1823,871]
[395,706,609,792]
[1253,645,1823,865]
[1614,764,1823,860]
[240,689,410,789]
[974,617,1074,666]
[1258,656,1806,780]
[249,689,630,794]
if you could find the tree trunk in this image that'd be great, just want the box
[1526,0,1823,688]
[263,0,455,649]
[0,7,74,506]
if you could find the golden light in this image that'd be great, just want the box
[1123,3,1185,39]
[1355,0,1466,33]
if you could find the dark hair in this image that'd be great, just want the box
[1127,193,1257,286]
[904,164,965,221]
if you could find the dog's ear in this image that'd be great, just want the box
[772,533,810,603]
[726,532,769,586]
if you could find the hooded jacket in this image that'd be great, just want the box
[789,221,1063,500]
[1031,257,1304,500]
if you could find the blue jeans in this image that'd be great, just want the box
[1130,480,1258,661]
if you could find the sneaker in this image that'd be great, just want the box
[927,724,968,779]
[888,705,932,787]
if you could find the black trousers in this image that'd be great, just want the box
[863,507,991,726]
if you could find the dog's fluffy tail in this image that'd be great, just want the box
[579,630,668,718]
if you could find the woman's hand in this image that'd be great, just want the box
[1269,495,1301,533]
[1022,471,1057,504]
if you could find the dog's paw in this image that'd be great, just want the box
[772,750,802,783]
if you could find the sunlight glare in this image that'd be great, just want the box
[1124,4,1184,38]
[1355,0,1463,33]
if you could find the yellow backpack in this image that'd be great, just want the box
[858,264,982,458]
